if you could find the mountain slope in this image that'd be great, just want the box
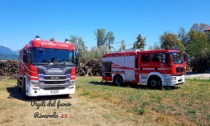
[0,45,16,55]
[0,54,18,60]
[0,45,18,60]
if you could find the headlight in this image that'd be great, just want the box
[171,77,176,80]
[70,81,75,85]
[66,74,70,78]
[38,74,44,79]
[29,81,39,87]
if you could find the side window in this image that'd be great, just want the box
[69,51,74,62]
[141,54,150,62]
[165,53,169,64]
[152,53,169,63]
[27,48,33,64]
[152,53,161,62]
[23,50,28,63]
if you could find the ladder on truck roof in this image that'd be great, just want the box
[108,49,141,54]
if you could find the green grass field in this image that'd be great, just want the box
[0,76,210,126]
[76,77,210,126]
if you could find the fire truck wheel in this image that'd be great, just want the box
[192,68,196,72]
[17,78,21,91]
[62,94,70,98]
[22,79,28,98]
[148,76,162,89]
[113,75,124,86]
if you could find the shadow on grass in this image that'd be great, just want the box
[6,85,72,102]
[89,81,180,90]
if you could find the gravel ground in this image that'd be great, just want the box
[185,72,210,80]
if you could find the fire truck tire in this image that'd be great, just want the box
[63,94,70,98]
[197,69,205,73]
[17,78,21,91]
[23,79,28,98]
[113,75,124,86]
[192,68,196,72]
[148,76,162,89]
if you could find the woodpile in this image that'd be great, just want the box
[0,59,102,77]
[0,60,18,77]
[76,59,102,76]
[190,56,210,73]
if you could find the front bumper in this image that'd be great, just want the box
[163,75,185,86]
[26,84,75,97]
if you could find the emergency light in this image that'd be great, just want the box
[65,39,70,43]
[35,35,40,40]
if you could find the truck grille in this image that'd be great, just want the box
[44,87,66,90]
[44,81,66,84]
[40,75,68,87]
[176,67,184,73]
[44,75,66,80]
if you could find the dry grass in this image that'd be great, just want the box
[0,76,210,126]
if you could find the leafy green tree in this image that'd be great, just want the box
[160,32,185,53]
[69,35,88,63]
[95,29,106,47]
[106,31,115,50]
[133,34,146,50]
[148,42,160,50]
[191,23,209,33]
[119,40,126,51]
[178,27,190,53]
[205,29,210,44]
[89,46,110,60]
[188,30,209,58]
[69,35,87,51]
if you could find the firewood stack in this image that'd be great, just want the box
[0,60,18,77]
[76,59,102,76]
[0,59,102,77]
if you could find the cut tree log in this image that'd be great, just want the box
[0,60,18,76]
[0,59,102,77]
[76,59,102,76]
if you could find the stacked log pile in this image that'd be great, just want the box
[0,60,18,76]
[190,57,210,73]
[0,59,102,77]
[76,59,102,76]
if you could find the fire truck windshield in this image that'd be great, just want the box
[32,48,74,66]
[170,52,183,64]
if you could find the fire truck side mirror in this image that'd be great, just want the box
[38,46,44,52]
[183,53,190,65]
[75,51,79,66]
[158,53,166,63]
[23,50,28,63]
[75,57,79,66]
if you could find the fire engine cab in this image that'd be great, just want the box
[102,49,186,88]
[17,36,78,97]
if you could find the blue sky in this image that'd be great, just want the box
[0,0,209,51]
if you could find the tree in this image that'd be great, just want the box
[148,42,160,50]
[69,35,88,63]
[205,28,210,44]
[188,30,209,58]
[69,35,87,51]
[160,32,185,53]
[95,29,106,47]
[178,27,190,53]
[89,46,110,60]
[191,23,209,33]
[106,31,115,50]
[119,40,126,51]
[133,34,146,50]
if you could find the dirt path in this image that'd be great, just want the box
[185,72,210,80]
[0,80,145,126]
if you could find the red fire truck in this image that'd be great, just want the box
[102,49,186,88]
[17,36,78,97]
